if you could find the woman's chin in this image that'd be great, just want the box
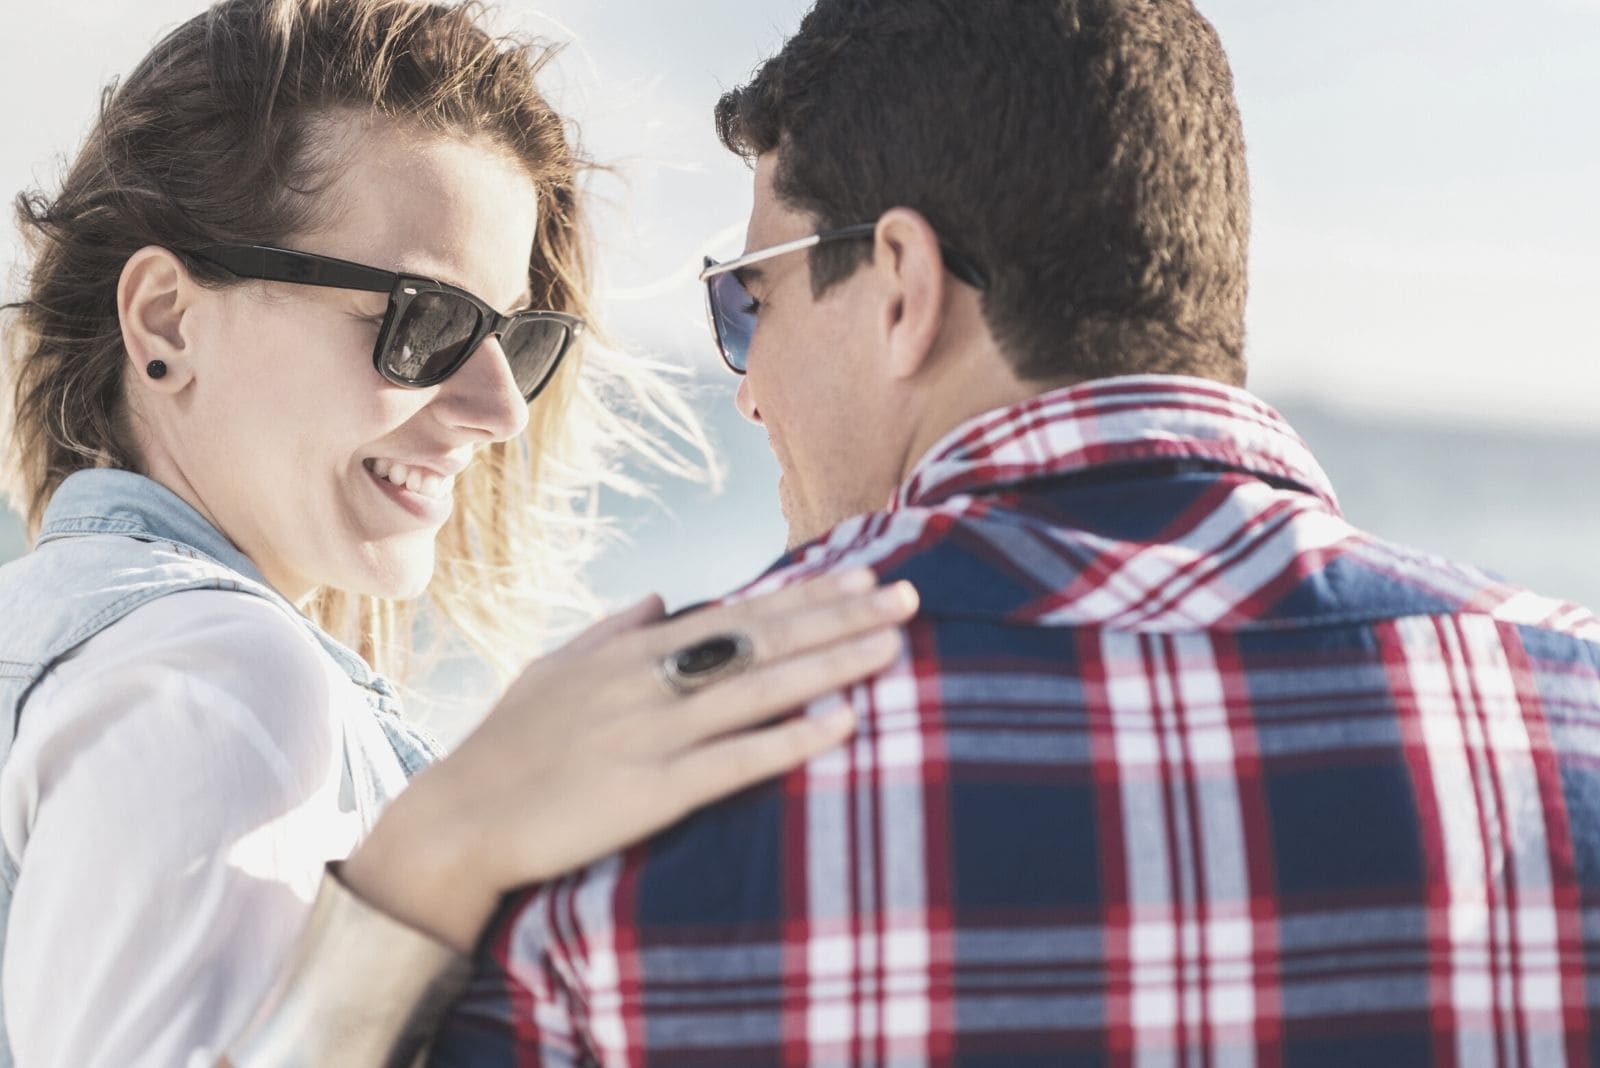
[380,559,436,602]
[337,544,437,602]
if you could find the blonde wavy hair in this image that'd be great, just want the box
[2,0,707,683]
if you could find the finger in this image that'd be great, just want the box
[558,594,666,660]
[645,576,918,673]
[645,567,883,653]
[672,627,903,745]
[741,579,919,664]
[666,702,857,810]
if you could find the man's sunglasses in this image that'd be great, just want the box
[697,222,988,374]
[190,244,585,402]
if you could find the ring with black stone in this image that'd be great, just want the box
[657,632,755,696]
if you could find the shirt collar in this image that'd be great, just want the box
[896,374,1341,514]
[36,468,273,586]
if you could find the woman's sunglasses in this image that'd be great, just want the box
[190,244,585,402]
[697,222,988,374]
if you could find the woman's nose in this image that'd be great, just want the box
[434,336,531,442]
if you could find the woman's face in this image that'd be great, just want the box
[140,117,539,602]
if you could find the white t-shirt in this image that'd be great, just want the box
[0,589,411,1067]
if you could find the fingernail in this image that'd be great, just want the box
[875,581,919,613]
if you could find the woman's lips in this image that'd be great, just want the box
[364,463,453,523]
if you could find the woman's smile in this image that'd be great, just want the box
[361,456,457,524]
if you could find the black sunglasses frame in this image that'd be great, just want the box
[189,244,585,402]
[697,222,989,375]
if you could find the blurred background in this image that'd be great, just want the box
[2,1,1597,734]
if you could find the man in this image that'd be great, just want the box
[432,0,1600,1063]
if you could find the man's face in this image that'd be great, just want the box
[734,154,900,549]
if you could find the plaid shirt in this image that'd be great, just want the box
[431,375,1600,1066]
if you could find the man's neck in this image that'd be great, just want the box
[895,357,1082,492]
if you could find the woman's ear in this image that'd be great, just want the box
[873,207,948,382]
[118,246,201,393]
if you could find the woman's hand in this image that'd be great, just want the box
[343,567,918,950]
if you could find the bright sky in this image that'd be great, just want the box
[3,0,1596,430]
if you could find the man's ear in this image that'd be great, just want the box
[117,246,201,394]
[873,207,948,381]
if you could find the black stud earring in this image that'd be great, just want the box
[146,360,168,380]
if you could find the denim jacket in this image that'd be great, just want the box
[0,469,440,1065]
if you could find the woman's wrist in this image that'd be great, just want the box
[224,861,471,1067]
[342,768,501,954]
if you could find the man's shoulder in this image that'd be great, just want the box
[1264,529,1600,649]
[727,500,1044,620]
[728,488,1600,652]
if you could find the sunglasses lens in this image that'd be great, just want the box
[499,316,573,400]
[386,291,483,384]
[706,270,755,373]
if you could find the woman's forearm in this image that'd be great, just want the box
[221,861,469,1068]
[221,767,501,1067]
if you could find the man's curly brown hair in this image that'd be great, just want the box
[716,0,1251,386]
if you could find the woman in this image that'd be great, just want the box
[0,1,917,1064]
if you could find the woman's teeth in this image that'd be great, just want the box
[366,457,450,499]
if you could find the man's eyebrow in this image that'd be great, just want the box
[733,265,764,289]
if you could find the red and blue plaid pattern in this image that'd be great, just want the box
[431,376,1600,1066]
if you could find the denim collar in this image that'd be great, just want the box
[33,469,405,699]
[36,469,273,590]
